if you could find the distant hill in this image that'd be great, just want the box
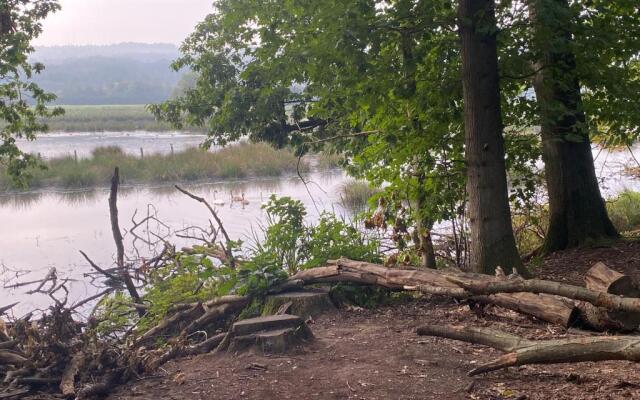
[31,43,183,105]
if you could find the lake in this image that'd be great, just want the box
[4,132,352,314]
[2,131,640,315]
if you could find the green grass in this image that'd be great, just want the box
[41,105,195,132]
[0,142,307,192]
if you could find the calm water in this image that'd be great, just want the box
[2,132,640,315]
[0,171,349,314]
[16,131,208,159]
[3,132,350,314]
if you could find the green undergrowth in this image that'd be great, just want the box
[94,195,384,337]
[607,190,640,233]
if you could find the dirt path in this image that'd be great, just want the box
[108,296,640,400]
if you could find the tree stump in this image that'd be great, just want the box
[218,314,313,354]
[580,262,640,332]
[262,290,335,319]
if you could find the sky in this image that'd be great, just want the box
[34,0,214,46]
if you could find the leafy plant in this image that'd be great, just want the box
[258,195,307,274]
[304,212,380,269]
[254,195,380,273]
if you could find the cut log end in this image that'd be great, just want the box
[582,262,640,332]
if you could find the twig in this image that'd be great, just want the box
[79,250,120,282]
[70,288,114,311]
[0,302,18,316]
[174,185,236,268]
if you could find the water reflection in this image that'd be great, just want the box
[0,170,348,313]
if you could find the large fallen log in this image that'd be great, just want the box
[417,324,640,376]
[288,259,579,328]
[449,274,640,314]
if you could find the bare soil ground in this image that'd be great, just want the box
[108,243,640,400]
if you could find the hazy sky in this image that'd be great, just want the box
[34,0,214,46]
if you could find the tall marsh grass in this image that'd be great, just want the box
[0,142,305,191]
[339,180,380,214]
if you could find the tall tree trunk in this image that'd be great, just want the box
[528,0,619,253]
[458,0,524,275]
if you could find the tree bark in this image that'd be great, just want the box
[528,0,618,253]
[458,0,524,275]
[419,229,437,269]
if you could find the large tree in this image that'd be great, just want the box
[498,0,640,253]
[458,0,524,274]
[152,0,540,274]
[527,0,618,252]
[0,0,62,182]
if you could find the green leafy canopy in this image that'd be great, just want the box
[0,0,63,184]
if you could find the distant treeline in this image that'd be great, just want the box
[32,43,183,105]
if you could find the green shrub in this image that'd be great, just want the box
[255,195,380,274]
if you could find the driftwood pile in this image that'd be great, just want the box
[3,257,640,398]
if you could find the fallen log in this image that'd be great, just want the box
[417,324,640,376]
[169,295,248,313]
[134,303,204,347]
[585,262,638,295]
[289,259,579,328]
[181,298,250,335]
[579,262,640,332]
[449,275,640,314]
